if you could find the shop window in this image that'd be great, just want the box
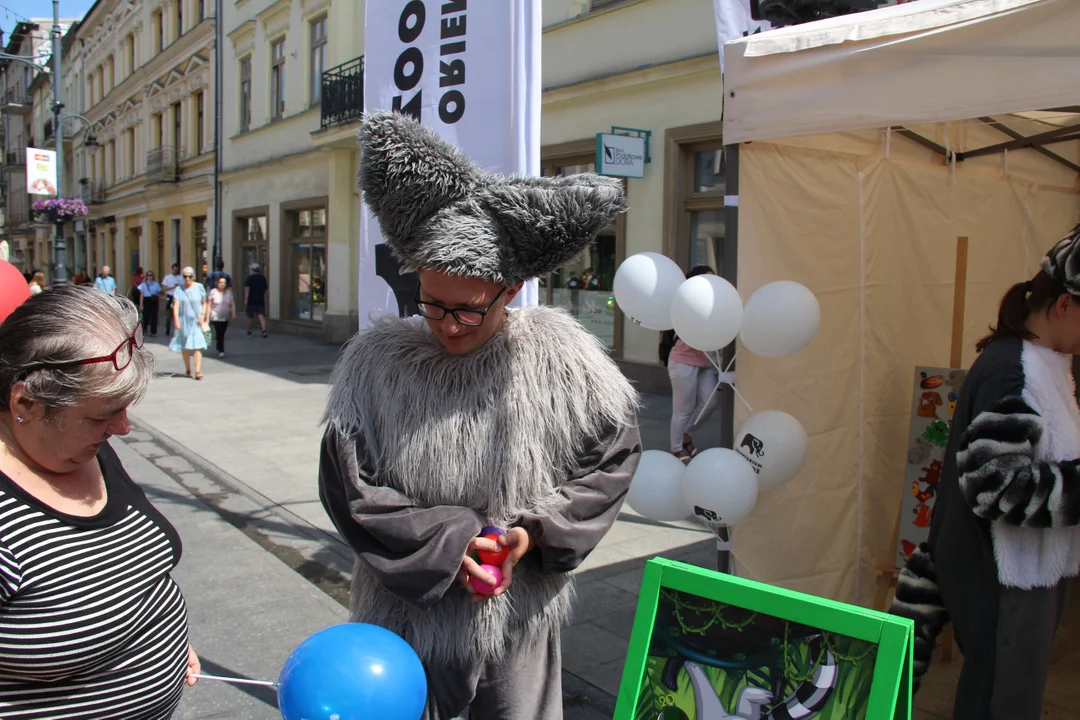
[539,156,620,351]
[287,209,326,322]
[238,215,269,287]
[193,216,208,279]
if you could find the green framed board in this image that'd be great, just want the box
[615,558,914,720]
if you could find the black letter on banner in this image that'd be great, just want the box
[398,0,426,43]
[394,47,424,91]
[441,41,466,56]
[440,59,464,88]
[439,90,465,123]
[393,92,422,121]
[440,15,466,39]
[442,0,466,13]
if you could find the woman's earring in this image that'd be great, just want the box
[15,417,24,424]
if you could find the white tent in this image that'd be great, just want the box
[719,0,1080,605]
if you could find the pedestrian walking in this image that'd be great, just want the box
[169,267,209,380]
[93,266,118,295]
[208,276,236,358]
[27,271,45,296]
[138,270,163,337]
[0,286,201,717]
[244,263,268,338]
[667,265,720,463]
[204,258,233,291]
[162,264,183,337]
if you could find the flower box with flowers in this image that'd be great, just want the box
[32,198,89,224]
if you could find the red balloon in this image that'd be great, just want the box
[477,534,509,565]
[0,260,29,325]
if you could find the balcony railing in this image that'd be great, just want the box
[146,145,180,182]
[0,84,31,114]
[80,179,106,205]
[4,147,26,167]
[320,56,364,129]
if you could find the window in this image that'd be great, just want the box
[238,215,269,286]
[198,0,205,22]
[108,140,116,184]
[126,129,135,177]
[194,91,204,155]
[270,38,286,120]
[127,34,136,74]
[539,156,619,350]
[684,148,725,271]
[172,101,183,158]
[193,217,208,278]
[288,208,327,322]
[176,0,184,38]
[154,112,163,148]
[107,56,114,93]
[310,16,328,105]
[155,10,164,52]
[239,57,252,131]
[155,221,166,278]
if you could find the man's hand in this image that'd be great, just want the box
[491,527,533,596]
[185,645,201,687]
[457,536,501,603]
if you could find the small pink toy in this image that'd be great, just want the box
[468,564,503,595]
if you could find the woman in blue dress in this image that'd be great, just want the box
[169,266,209,379]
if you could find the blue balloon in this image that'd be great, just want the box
[277,623,427,720]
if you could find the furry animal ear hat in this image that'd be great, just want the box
[358,111,628,286]
[1042,221,1080,295]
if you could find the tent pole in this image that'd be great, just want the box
[718,142,739,575]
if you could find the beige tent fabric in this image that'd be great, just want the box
[732,125,1080,604]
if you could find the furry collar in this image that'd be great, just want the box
[991,341,1080,588]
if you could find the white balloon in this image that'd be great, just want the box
[681,448,759,528]
[734,411,808,491]
[613,253,686,331]
[740,281,821,358]
[625,450,692,522]
[670,275,744,352]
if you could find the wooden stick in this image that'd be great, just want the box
[951,237,969,369]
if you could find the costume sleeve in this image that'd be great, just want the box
[318,426,484,611]
[958,389,1080,528]
[512,409,642,574]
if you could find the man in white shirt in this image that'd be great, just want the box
[161,263,184,337]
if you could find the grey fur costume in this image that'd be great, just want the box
[359,110,628,286]
[320,307,641,667]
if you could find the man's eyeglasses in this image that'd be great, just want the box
[17,323,145,378]
[414,286,506,327]
[182,274,194,279]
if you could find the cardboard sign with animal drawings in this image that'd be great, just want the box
[614,558,914,720]
[895,366,967,568]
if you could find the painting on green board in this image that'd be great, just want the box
[633,588,879,720]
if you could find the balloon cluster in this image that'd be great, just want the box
[614,253,819,529]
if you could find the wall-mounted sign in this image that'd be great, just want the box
[27,148,57,197]
[596,132,647,179]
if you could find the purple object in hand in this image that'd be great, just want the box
[480,526,506,537]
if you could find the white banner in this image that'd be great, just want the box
[359,0,541,329]
[714,0,771,72]
[27,148,57,197]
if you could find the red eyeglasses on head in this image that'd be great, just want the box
[17,323,145,379]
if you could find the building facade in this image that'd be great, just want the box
[75,0,217,291]
[219,0,362,343]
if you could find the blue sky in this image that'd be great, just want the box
[0,0,96,44]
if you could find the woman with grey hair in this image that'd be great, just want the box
[0,286,200,718]
[169,266,209,380]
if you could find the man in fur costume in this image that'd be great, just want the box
[318,111,642,719]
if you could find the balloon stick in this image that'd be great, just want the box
[190,673,279,688]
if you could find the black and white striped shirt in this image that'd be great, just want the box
[0,442,189,719]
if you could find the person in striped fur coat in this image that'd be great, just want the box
[891,223,1080,720]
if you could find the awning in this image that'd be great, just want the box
[722,0,1080,145]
